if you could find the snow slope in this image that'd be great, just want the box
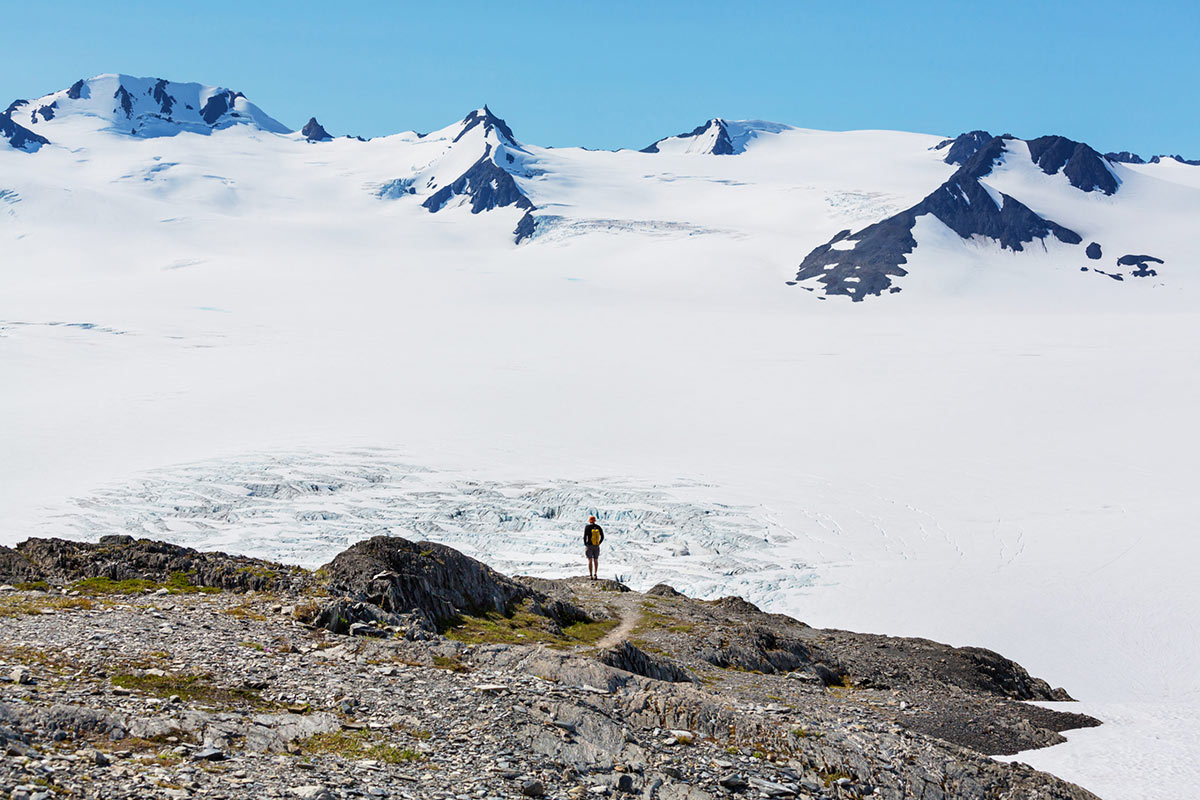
[2,74,1200,800]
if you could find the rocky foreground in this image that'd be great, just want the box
[0,536,1099,800]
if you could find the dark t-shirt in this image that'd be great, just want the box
[584,523,604,548]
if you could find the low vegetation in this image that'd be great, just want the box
[298,730,422,764]
[0,594,95,617]
[70,571,220,596]
[444,606,618,649]
[110,672,265,707]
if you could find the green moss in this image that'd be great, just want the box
[224,602,268,621]
[110,672,265,707]
[634,603,695,636]
[821,769,852,787]
[431,655,471,673]
[444,609,559,645]
[70,571,219,596]
[0,595,95,617]
[560,618,620,644]
[791,727,824,739]
[14,580,51,591]
[299,730,422,763]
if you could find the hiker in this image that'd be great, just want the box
[584,515,604,580]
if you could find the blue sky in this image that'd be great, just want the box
[4,0,1198,156]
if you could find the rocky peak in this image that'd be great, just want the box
[301,116,331,142]
[933,129,994,165]
[1105,150,1145,164]
[453,105,520,147]
[641,118,735,155]
[1026,135,1119,195]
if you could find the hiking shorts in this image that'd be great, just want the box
[585,545,600,559]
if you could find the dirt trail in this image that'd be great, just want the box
[596,596,642,649]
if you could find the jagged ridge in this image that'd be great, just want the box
[793,134,1085,300]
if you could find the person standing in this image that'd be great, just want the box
[583,515,604,580]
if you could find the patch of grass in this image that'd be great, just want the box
[14,580,51,591]
[431,655,471,673]
[70,571,219,596]
[298,730,423,764]
[224,602,268,621]
[791,727,824,739]
[0,644,79,671]
[634,604,695,636]
[560,618,620,645]
[444,609,560,645]
[110,672,266,708]
[293,600,321,623]
[821,769,852,787]
[0,595,95,617]
[238,641,265,652]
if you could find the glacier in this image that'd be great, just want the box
[2,74,1199,800]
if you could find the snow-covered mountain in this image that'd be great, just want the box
[3,73,1200,799]
[639,118,793,155]
[3,73,1196,303]
[4,74,289,139]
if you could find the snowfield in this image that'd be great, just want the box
[3,75,1199,800]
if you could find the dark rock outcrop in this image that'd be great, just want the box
[793,135,1082,300]
[933,130,993,165]
[1150,153,1200,166]
[199,89,245,125]
[1086,241,1103,260]
[0,536,302,592]
[0,111,49,151]
[319,535,584,631]
[454,106,518,146]
[152,78,174,115]
[1117,253,1164,276]
[66,79,88,100]
[598,641,693,683]
[1105,150,1145,164]
[322,536,530,624]
[301,117,331,142]
[1026,135,1119,195]
[113,85,134,118]
[422,147,534,216]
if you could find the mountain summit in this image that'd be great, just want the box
[641,118,793,155]
[4,74,290,142]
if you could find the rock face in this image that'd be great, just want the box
[1106,150,1146,164]
[319,535,583,631]
[793,134,1083,300]
[0,110,49,151]
[1026,135,1119,195]
[422,148,534,217]
[417,106,539,244]
[933,129,994,165]
[0,535,303,592]
[301,116,331,142]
